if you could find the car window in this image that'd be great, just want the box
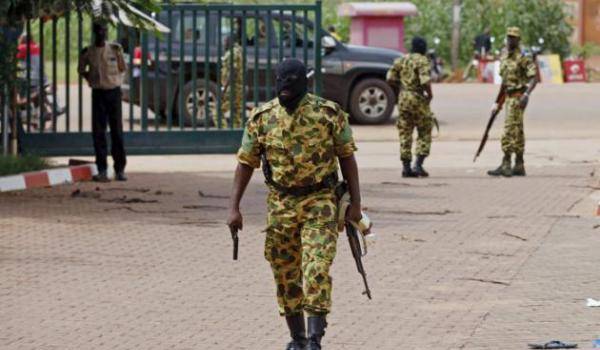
[174,15,207,44]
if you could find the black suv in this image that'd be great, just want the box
[122,10,402,125]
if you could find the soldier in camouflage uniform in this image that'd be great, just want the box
[386,36,434,177]
[227,59,364,350]
[488,27,538,177]
[215,38,244,128]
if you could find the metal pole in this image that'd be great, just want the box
[2,84,8,156]
[314,0,322,95]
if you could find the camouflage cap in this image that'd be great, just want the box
[506,27,521,38]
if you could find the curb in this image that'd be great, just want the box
[0,164,98,192]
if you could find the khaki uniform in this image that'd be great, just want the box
[237,93,356,316]
[78,42,127,174]
[499,50,536,155]
[387,53,434,161]
[78,43,126,90]
[216,43,244,128]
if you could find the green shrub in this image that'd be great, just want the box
[0,154,52,176]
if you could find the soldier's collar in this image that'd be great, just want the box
[279,93,310,115]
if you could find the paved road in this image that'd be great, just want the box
[1,169,599,349]
[3,83,600,350]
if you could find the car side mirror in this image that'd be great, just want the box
[322,35,336,49]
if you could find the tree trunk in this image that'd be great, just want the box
[451,0,462,71]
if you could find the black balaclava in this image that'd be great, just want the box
[411,36,427,55]
[276,58,308,112]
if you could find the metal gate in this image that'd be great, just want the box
[8,2,322,156]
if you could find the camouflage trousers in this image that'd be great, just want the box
[214,85,244,129]
[396,106,433,161]
[264,189,339,316]
[501,96,525,155]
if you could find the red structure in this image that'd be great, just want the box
[338,2,417,52]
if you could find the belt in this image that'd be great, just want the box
[267,172,338,197]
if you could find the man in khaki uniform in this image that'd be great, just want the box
[78,22,127,182]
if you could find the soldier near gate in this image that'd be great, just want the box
[488,27,538,177]
[78,21,127,182]
[386,36,434,178]
[215,36,244,129]
[227,58,364,350]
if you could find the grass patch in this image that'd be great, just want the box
[0,155,52,177]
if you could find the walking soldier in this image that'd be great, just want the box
[227,58,365,349]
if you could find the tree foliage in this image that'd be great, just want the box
[405,0,573,65]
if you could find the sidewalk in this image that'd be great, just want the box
[1,164,598,349]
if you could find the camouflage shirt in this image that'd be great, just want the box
[221,43,243,89]
[237,93,357,188]
[500,50,536,92]
[386,53,431,93]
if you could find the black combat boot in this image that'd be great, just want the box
[512,153,526,176]
[305,315,327,350]
[285,314,307,350]
[402,159,418,178]
[413,155,429,177]
[487,153,512,177]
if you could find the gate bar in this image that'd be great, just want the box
[26,20,32,132]
[191,9,198,130]
[241,11,247,124]
[65,11,71,132]
[203,8,210,130]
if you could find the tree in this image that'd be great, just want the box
[405,0,573,67]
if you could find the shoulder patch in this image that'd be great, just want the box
[250,98,277,121]
[310,94,341,117]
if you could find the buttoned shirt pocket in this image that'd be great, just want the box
[264,134,290,168]
[105,51,120,75]
[299,137,334,165]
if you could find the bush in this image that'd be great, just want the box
[0,154,51,176]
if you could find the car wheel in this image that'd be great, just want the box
[349,78,395,124]
[180,80,218,127]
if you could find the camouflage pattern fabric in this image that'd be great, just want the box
[265,189,338,316]
[215,43,244,128]
[501,97,525,154]
[386,53,431,95]
[499,50,536,92]
[236,93,356,315]
[499,50,536,155]
[237,93,356,187]
[387,53,434,161]
[397,110,433,161]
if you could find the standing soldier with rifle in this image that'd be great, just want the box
[486,27,538,177]
[214,36,243,129]
[386,36,435,178]
[227,58,365,350]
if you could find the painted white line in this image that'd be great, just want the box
[47,169,73,186]
[0,175,26,192]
